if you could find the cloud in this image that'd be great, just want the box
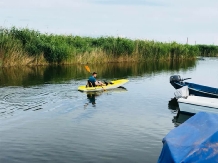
[89,0,165,6]
[0,0,87,8]
[0,0,218,44]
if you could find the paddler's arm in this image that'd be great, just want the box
[95,81,106,86]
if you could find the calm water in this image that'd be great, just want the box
[0,59,218,163]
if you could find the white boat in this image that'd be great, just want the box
[178,96,218,114]
[175,86,218,114]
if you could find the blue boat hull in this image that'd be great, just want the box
[170,81,218,98]
[158,112,218,163]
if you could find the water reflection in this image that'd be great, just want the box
[168,98,194,127]
[172,112,194,127]
[84,92,101,107]
[84,87,128,108]
[168,98,179,113]
[87,93,97,105]
[0,60,196,87]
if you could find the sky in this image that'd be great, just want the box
[0,0,218,45]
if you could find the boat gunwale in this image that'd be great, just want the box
[178,101,218,109]
[173,82,218,97]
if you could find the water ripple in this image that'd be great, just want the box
[0,84,81,118]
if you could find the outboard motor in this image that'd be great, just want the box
[170,75,182,83]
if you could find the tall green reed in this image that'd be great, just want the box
[0,27,217,66]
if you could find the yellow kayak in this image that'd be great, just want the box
[78,79,129,92]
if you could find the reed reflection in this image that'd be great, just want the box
[0,60,196,87]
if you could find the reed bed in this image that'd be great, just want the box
[0,27,217,66]
[197,45,218,57]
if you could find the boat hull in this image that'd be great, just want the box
[178,96,218,114]
[158,112,218,163]
[78,79,128,92]
[171,81,218,98]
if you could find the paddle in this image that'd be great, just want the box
[84,65,106,91]
[85,65,91,73]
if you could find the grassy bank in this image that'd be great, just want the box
[0,27,217,66]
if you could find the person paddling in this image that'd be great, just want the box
[88,72,105,87]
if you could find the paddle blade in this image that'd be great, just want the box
[85,66,91,73]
